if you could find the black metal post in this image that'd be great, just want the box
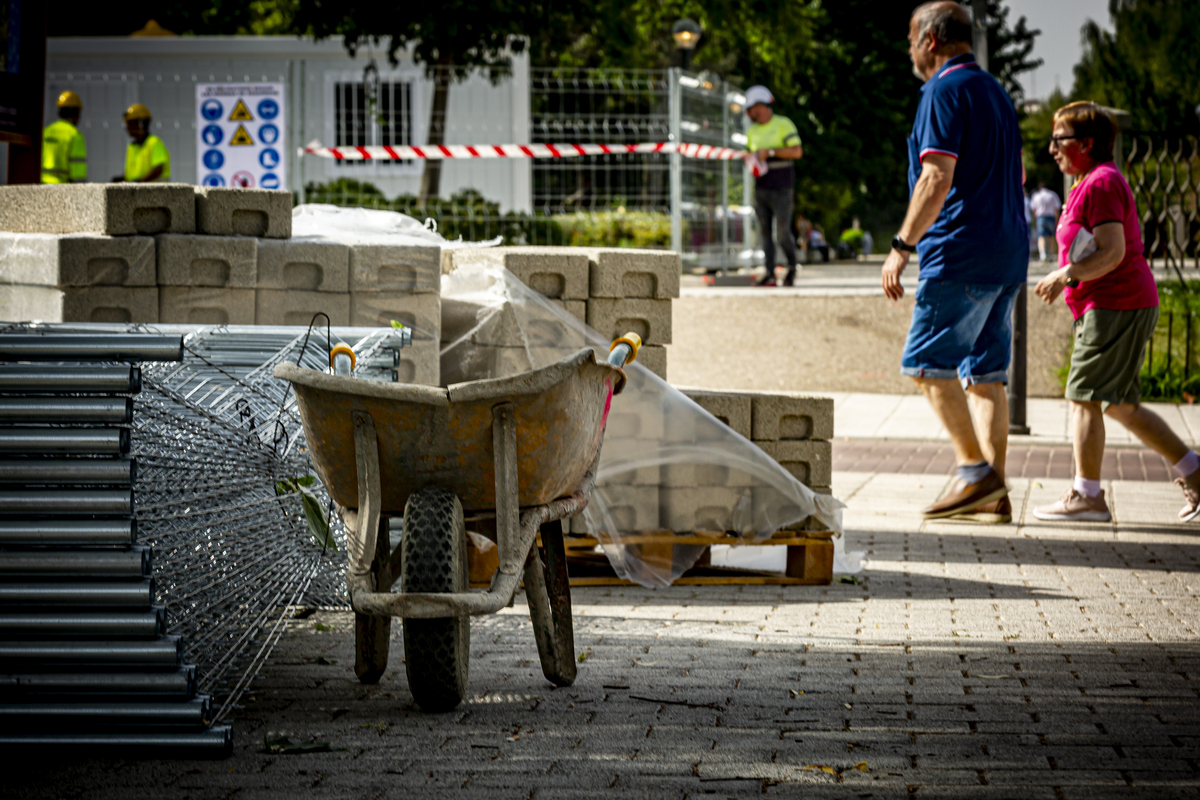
[1008,283,1030,434]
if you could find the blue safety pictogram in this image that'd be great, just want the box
[202,149,225,170]
[258,123,279,145]
[260,173,281,189]
[201,125,223,146]
[202,173,226,187]
[200,99,224,121]
[259,148,281,169]
[257,98,280,120]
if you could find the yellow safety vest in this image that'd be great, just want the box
[124,135,171,182]
[41,120,87,184]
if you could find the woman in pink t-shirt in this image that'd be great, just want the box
[1033,101,1200,523]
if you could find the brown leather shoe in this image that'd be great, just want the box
[949,494,1012,524]
[923,469,1007,519]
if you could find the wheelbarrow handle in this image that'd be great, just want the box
[607,332,642,369]
[330,342,356,375]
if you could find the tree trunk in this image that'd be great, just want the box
[418,56,454,206]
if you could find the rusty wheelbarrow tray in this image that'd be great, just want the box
[274,347,626,707]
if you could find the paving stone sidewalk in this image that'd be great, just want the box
[12,473,1200,799]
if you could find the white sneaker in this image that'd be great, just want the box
[1177,475,1200,522]
[1033,488,1112,522]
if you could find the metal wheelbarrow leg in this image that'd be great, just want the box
[354,515,391,684]
[524,520,577,686]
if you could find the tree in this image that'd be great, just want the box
[1073,0,1200,133]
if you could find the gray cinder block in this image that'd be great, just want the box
[549,299,586,324]
[504,249,589,300]
[398,338,440,386]
[755,440,833,488]
[660,462,755,489]
[254,290,349,327]
[660,486,751,533]
[440,344,531,386]
[442,297,584,349]
[159,287,255,325]
[349,292,441,340]
[195,187,291,238]
[679,389,753,440]
[586,298,672,344]
[0,285,158,323]
[256,240,350,292]
[634,344,667,380]
[604,401,664,440]
[350,245,440,294]
[750,393,835,442]
[0,233,155,287]
[156,235,257,288]
[587,248,681,299]
[594,486,660,532]
[0,184,195,235]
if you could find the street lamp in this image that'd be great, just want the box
[672,18,701,72]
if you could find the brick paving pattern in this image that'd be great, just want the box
[835,439,1175,482]
[10,475,1200,798]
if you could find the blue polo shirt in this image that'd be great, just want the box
[908,53,1028,285]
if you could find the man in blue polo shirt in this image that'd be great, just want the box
[880,0,1028,522]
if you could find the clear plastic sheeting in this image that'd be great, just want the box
[291,204,502,249]
[440,255,844,588]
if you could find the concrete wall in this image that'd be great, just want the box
[45,37,531,211]
[668,292,1075,397]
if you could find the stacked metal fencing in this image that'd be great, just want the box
[0,323,408,754]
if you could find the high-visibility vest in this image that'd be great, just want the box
[41,120,87,184]
[124,135,171,182]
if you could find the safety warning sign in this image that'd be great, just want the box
[195,83,286,190]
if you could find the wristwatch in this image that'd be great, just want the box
[768,149,776,158]
[891,235,917,253]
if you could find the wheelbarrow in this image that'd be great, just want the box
[273,334,641,711]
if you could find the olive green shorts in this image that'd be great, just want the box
[1065,306,1159,408]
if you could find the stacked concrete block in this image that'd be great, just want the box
[0,184,196,235]
[503,249,590,301]
[156,235,257,325]
[256,240,351,327]
[678,389,753,440]
[160,287,256,326]
[0,233,158,323]
[349,244,442,386]
[195,188,292,238]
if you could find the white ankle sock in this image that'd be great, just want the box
[1073,476,1102,498]
[1172,450,1200,479]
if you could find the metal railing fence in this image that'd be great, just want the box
[1126,132,1200,281]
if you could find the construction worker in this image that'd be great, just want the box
[115,104,170,182]
[41,91,87,184]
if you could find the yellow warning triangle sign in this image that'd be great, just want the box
[229,124,255,146]
[229,99,254,122]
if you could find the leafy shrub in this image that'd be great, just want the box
[551,210,671,248]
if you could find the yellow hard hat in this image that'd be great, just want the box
[56,91,82,110]
[123,103,152,122]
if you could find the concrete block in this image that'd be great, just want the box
[594,486,659,531]
[503,249,589,299]
[586,298,672,344]
[256,240,349,292]
[660,462,755,488]
[750,392,835,441]
[604,400,664,440]
[441,344,530,386]
[254,290,349,327]
[635,344,667,380]
[397,338,440,386]
[755,440,833,487]
[442,297,583,348]
[350,245,440,294]
[549,299,586,324]
[0,233,155,287]
[0,285,157,323]
[0,184,195,235]
[156,235,257,288]
[752,485,831,534]
[587,248,681,299]
[679,389,752,440]
[159,287,255,325]
[194,187,291,238]
[349,292,441,340]
[660,486,751,533]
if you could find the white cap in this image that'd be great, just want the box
[744,85,774,108]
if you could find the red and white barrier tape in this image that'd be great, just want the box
[299,140,745,161]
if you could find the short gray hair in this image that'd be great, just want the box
[912,1,973,48]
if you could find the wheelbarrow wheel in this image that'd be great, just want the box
[401,485,470,712]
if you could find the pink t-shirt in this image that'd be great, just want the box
[1059,161,1157,319]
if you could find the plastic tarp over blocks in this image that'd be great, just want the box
[195,187,292,239]
[0,233,156,287]
[0,184,196,235]
[439,253,841,588]
[159,287,255,326]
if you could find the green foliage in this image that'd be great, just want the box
[552,210,670,248]
[1073,0,1200,133]
[275,475,334,550]
[1020,89,1070,192]
[1134,282,1200,402]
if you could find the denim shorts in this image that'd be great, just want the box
[900,279,1022,385]
[1035,215,1056,237]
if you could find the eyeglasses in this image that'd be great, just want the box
[1049,135,1080,145]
